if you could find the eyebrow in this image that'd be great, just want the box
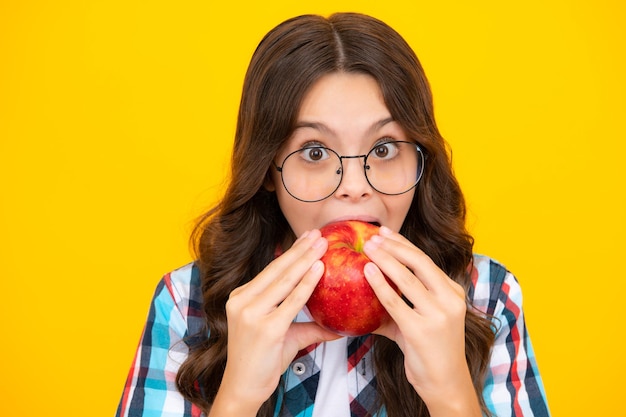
[293,117,396,136]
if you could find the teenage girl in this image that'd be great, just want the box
[116,12,550,417]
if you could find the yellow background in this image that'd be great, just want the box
[1,0,624,415]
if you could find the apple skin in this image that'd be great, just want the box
[306,220,395,336]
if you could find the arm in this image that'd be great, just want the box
[116,266,202,417]
[479,260,550,417]
[363,227,482,417]
[208,229,339,417]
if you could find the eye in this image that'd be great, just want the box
[370,141,399,160]
[300,146,330,162]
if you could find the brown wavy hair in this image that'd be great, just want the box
[177,12,495,417]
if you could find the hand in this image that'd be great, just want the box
[363,227,481,416]
[210,229,340,416]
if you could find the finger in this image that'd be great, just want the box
[284,321,342,364]
[363,261,418,332]
[228,259,327,344]
[374,228,455,294]
[272,259,326,319]
[228,234,327,320]
[235,229,326,299]
[363,239,434,313]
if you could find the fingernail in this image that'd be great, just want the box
[310,260,323,273]
[370,235,384,244]
[364,262,378,278]
[379,226,392,236]
[312,237,326,250]
[364,238,379,252]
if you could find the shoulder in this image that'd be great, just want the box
[162,262,203,312]
[153,262,205,343]
[469,254,523,318]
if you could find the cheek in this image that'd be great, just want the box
[275,188,318,237]
[388,191,416,232]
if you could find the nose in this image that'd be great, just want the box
[333,156,372,201]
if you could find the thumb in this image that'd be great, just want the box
[290,321,342,348]
[282,322,341,370]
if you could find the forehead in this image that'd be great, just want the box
[297,72,389,122]
[288,72,405,144]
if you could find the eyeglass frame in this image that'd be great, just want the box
[272,140,426,203]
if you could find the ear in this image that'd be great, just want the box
[263,170,276,192]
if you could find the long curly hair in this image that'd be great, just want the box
[176,12,495,417]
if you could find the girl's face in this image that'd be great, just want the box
[269,72,416,238]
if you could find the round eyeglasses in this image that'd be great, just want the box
[273,140,425,202]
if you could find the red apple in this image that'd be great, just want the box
[306,220,395,336]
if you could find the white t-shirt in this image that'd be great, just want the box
[312,337,350,417]
[295,308,350,417]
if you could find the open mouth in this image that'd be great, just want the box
[325,218,381,228]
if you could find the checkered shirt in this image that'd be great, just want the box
[115,255,550,417]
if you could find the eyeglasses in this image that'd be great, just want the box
[273,140,425,202]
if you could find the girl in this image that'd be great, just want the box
[116,13,550,417]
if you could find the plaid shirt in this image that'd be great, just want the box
[116,255,550,417]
